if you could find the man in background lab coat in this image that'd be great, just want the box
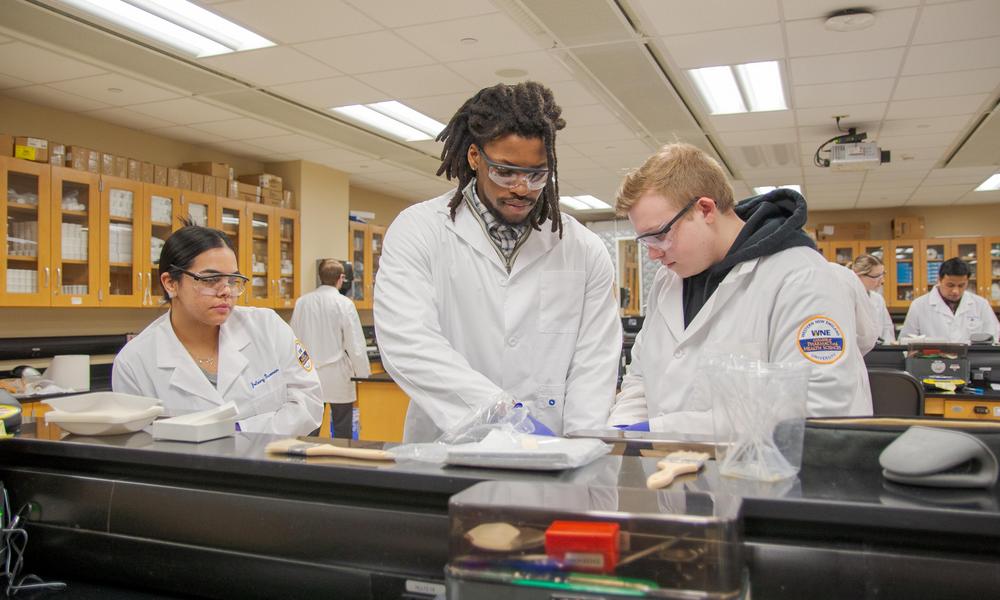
[900,257,1000,343]
[291,260,370,438]
[608,143,872,434]
[374,81,622,443]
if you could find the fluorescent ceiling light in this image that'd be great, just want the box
[331,102,444,142]
[59,0,274,57]
[560,195,611,211]
[688,60,787,115]
[753,184,801,195]
[975,174,1000,191]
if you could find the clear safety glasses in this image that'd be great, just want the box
[477,146,550,191]
[635,197,700,251]
[171,265,249,296]
[861,271,885,280]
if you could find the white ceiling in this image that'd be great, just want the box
[0,0,998,213]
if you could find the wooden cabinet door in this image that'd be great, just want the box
[950,238,983,297]
[0,157,51,306]
[829,241,859,266]
[179,190,216,229]
[985,237,1000,308]
[368,224,385,308]
[888,240,917,308]
[50,167,100,307]
[99,176,144,307]
[216,197,249,306]
[141,184,181,307]
[348,222,369,309]
[919,239,949,297]
[273,208,300,309]
[246,203,275,307]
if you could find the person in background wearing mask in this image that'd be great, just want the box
[608,143,872,434]
[291,259,370,438]
[850,254,895,343]
[900,257,1000,342]
[374,81,622,443]
[113,225,323,435]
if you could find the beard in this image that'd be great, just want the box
[484,192,542,226]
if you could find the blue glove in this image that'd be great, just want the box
[619,421,649,432]
[527,415,555,436]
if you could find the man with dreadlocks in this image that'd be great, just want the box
[374,81,622,443]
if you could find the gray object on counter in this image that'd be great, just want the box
[879,426,999,488]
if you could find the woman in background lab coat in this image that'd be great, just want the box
[850,254,895,343]
[113,226,323,435]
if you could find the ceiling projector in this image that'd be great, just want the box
[814,120,890,171]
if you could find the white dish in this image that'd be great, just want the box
[445,433,610,471]
[43,392,163,436]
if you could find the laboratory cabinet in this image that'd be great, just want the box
[0,156,300,309]
[348,221,385,310]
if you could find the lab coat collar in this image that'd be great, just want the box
[509,221,558,278]
[154,311,250,404]
[217,316,251,397]
[440,198,508,273]
[657,258,760,343]
[929,288,972,317]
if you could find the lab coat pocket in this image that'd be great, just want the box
[531,384,566,432]
[965,315,982,331]
[540,271,585,334]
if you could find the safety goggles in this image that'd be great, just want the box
[171,265,249,296]
[477,146,550,191]
[635,197,700,251]
[861,271,885,280]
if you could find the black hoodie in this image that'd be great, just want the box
[681,188,816,327]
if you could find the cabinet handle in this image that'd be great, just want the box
[44,267,50,288]
[56,267,62,294]
[138,272,144,304]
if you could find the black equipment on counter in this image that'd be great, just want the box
[0,335,127,361]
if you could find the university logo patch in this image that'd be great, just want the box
[796,315,845,364]
[295,339,313,372]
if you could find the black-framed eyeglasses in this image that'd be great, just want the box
[171,265,249,296]
[635,197,700,250]
[476,146,550,191]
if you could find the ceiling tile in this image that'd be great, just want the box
[147,125,226,145]
[878,115,973,137]
[633,0,779,36]
[569,138,656,159]
[856,193,912,208]
[304,146,379,166]
[402,91,477,122]
[717,128,798,146]
[956,190,1000,205]
[210,0,380,44]
[781,0,919,21]
[907,184,973,204]
[402,139,444,156]
[559,104,626,128]
[210,140,273,160]
[349,0,497,28]
[796,104,886,128]
[924,166,998,184]
[357,65,474,99]
[709,111,795,132]
[0,34,11,44]
[48,73,180,106]
[191,118,291,139]
[785,8,917,57]
[446,51,572,88]
[0,73,30,90]
[560,122,640,144]
[902,37,1000,75]
[84,106,175,130]
[793,78,895,108]
[658,24,784,69]
[268,76,388,109]
[545,80,601,107]
[912,0,1000,45]
[295,31,434,74]
[125,98,242,124]
[396,14,547,62]
[892,68,1000,101]
[0,42,106,84]
[201,46,338,86]
[2,85,109,112]
[885,94,989,120]
[789,48,904,86]
[242,134,332,153]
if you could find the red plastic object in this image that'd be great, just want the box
[544,520,620,573]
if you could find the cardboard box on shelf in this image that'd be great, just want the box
[190,173,204,193]
[816,222,871,241]
[101,153,115,176]
[236,182,260,197]
[127,159,141,181]
[202,175,216,195]
[180,161,230,178]
[281,189,293,209]
[239,193,261,204]
[14,137,49,163]
[237,173,282,191]
[227,179,239,199]
[0,134,12,157]
[178,170,191,190]
[154,165,168,186]
[85,149,100,173]
[892,216,925,239]
[114,156,128,179]
[141,162,154,183]
[49,143,65,167]
[66,146,88,170]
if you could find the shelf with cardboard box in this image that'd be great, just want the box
[0,153,301,310]
[348,221,385,310]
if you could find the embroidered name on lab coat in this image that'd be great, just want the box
[250,368,279,390]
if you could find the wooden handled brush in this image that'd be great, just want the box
[646,451,710,489]
[265,438,394,461]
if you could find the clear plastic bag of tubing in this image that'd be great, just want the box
[391,391,545,464]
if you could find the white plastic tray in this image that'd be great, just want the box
[43,392,163,436]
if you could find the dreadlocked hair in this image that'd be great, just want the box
[436,81,566,236]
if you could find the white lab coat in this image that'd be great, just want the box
[868,290,895,342]
[609,246,872,434]
[374,191,622,442]
[113,306,324,435]
[290,285,371,404]
[899,289,1000,342]
[828,262,879,354]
